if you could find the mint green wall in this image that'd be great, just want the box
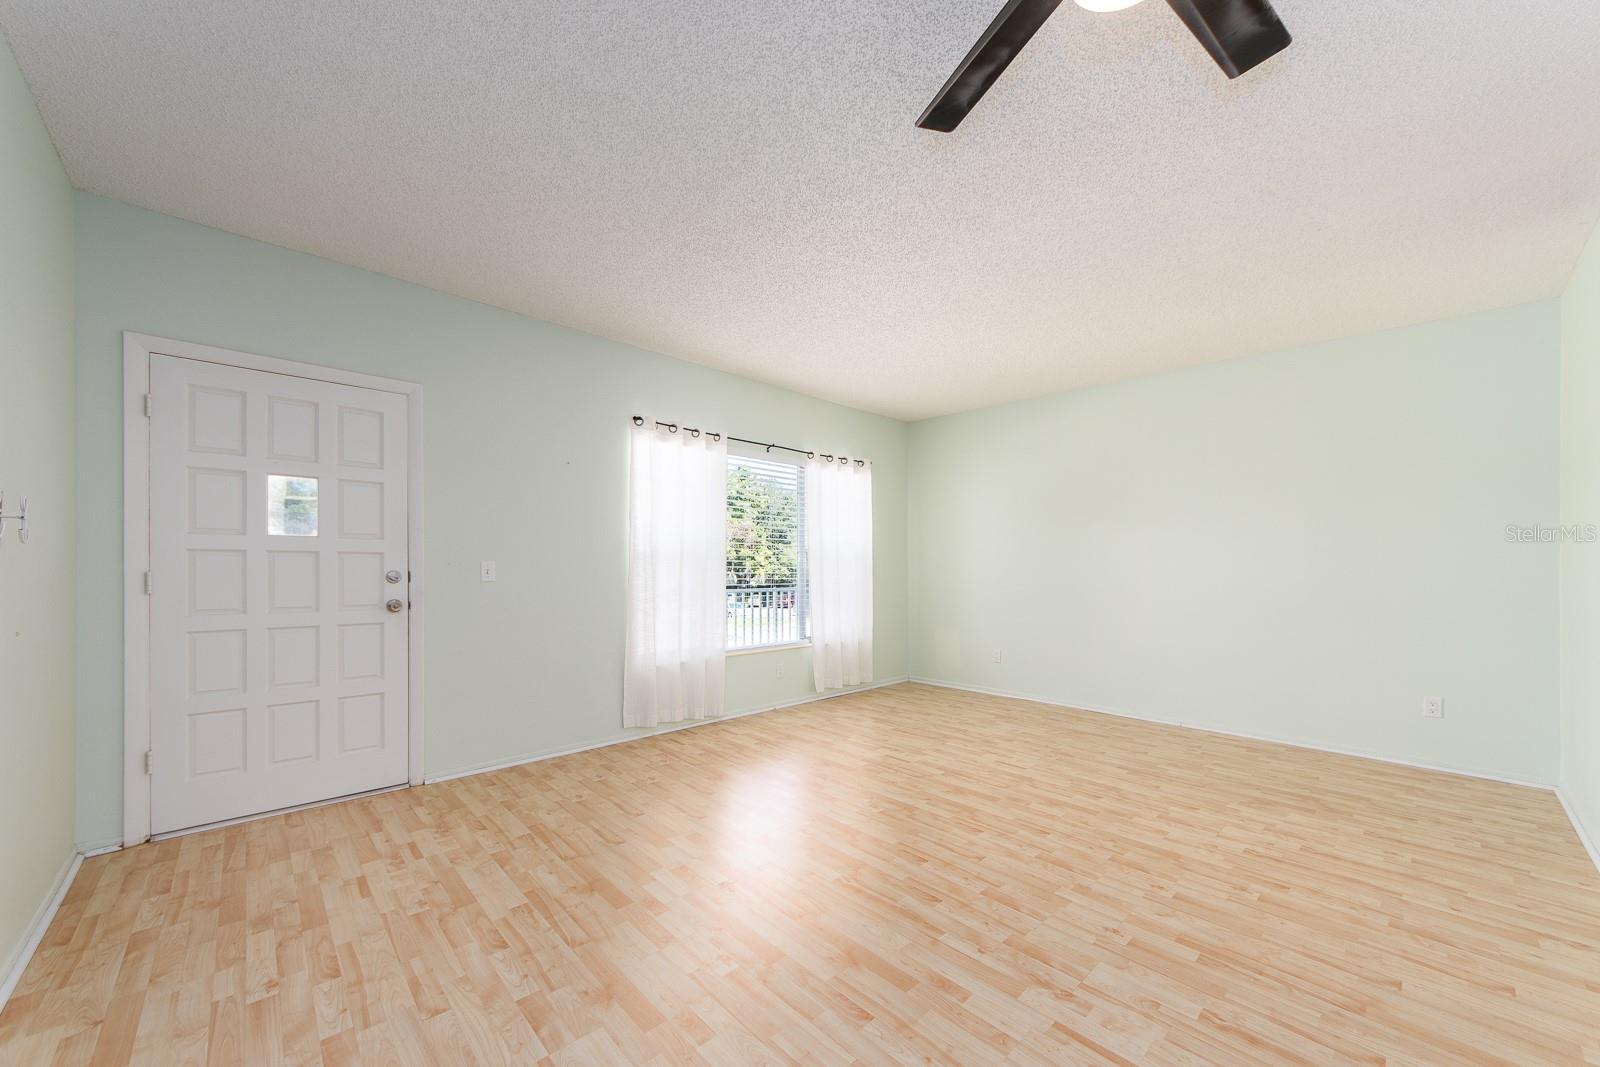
[1561,219,1600,845]
[909,304,1562,784]
[73,194,908,847]
[62,193,1593,842]
[0,36,76,982]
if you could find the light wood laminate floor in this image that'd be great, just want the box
[3,683,1598,1066]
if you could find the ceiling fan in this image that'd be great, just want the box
[917,0,1291,132]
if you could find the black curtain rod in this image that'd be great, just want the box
[631,415,867,467]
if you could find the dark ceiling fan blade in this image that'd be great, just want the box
[1164,0,1291,79]
[916,0,1066,132]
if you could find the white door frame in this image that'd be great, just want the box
[122,332,425,847]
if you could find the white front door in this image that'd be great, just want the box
[148,354,410,834]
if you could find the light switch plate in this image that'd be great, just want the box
[480,560,497,582]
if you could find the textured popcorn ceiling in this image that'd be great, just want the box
[3,1,1599,419]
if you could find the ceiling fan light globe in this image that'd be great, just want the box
[1074,0,1147,11]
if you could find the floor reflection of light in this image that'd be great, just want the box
[718,762,807,877]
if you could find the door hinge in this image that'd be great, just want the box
[144,750,154,775]
[144,571,153,595]
[144,393,152,417]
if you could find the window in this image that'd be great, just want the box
[267,475,318,535]
[726,454,808,649]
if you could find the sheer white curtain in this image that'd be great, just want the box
[806,457,873,691]
[624,420,728,727]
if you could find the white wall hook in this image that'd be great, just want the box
[0,491,30,544]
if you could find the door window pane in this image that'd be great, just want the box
[268,475,318,535]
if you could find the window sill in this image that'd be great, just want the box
[727,641,811,657]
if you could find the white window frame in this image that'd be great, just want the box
[122,332,426,847]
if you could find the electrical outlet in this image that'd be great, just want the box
[480,560,497,582]
[1423,697,1443,719]
[776,663,784,679]
[991,649,1003,664]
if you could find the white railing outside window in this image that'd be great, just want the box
[726,584,806,648]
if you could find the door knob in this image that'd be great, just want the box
[386,599,403,613]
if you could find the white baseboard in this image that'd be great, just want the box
[907,677,1555,792]
[1556,789,1600,878]
[0,850,82,1014]
[425,677,909,786]
[76,839,123,858]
